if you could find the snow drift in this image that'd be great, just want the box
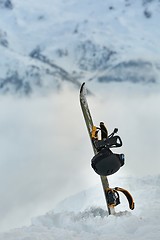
[0,175,160,240]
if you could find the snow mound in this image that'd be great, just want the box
[1,175,160,240]
[0,208,142,240]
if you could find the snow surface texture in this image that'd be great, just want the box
[1,175,160,240]
[1,0,160,94]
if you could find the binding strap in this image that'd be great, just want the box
[115,187,135,210]
[92,126,98,140]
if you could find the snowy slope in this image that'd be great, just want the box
[0,175,160,240]
[1,0,160,94]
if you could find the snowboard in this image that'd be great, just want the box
[79,83,135,215]
[80,82,115,215]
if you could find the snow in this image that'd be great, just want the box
[0,175,160,240]
[1,0,160,92]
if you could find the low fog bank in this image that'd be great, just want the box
[0,82,159,232]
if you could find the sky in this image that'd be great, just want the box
[0,81,160,232]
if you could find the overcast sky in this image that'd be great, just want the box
[0,82,159,232]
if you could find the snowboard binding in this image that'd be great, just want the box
[92,124,123,151]
[91,123,135,211]
[91,123,125,176]
[106,187,135,210]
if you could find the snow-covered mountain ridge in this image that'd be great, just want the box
[1,0,160,94]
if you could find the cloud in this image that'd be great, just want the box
[0,85,93,231]
[0,82,159,231]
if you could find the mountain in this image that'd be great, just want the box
[0,0,160,94]
[0,175,160,240]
